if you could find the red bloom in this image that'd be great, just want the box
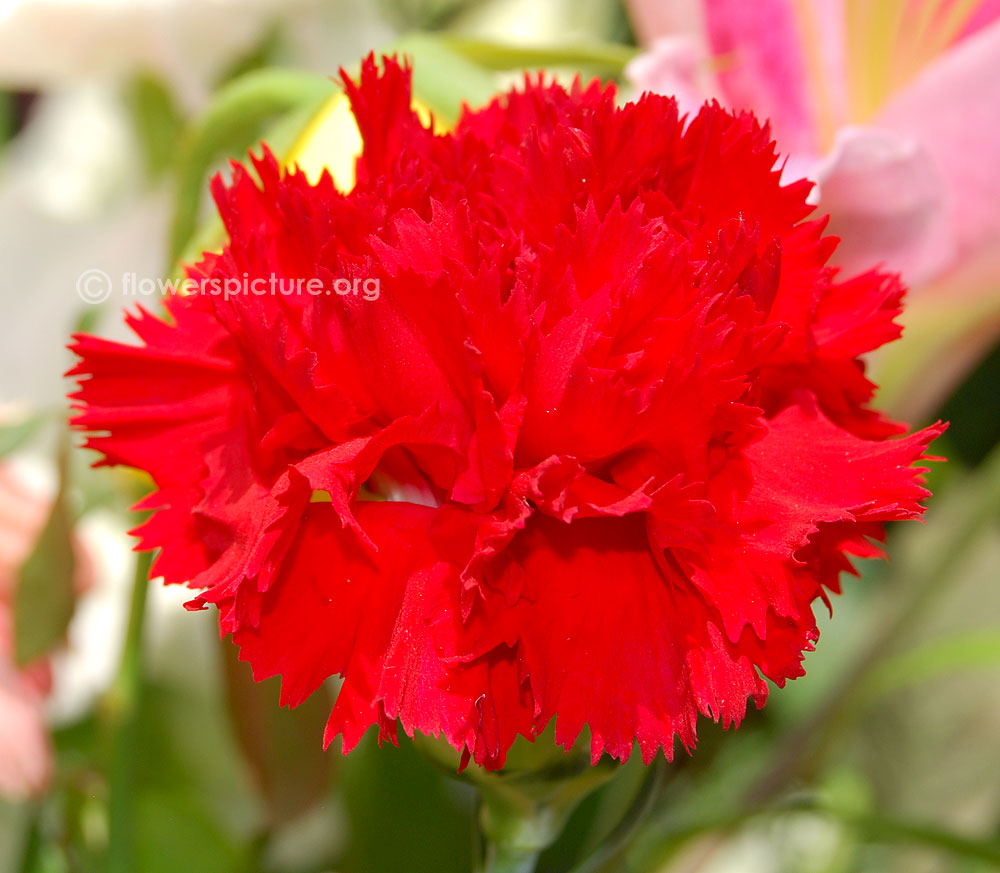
[69,56,943,770]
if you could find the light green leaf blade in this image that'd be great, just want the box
[13,442,76,666]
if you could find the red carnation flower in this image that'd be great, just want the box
[69,56,943,771]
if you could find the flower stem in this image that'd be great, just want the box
[568,758,665,873]
[104,550,152,873]
[474,756,620,873]
[16,802,42,873]
[481,843,543,873]
[476,782,557,873]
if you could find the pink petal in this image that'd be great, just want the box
[0,466,49,598]
[957,0,1000,39]
[625,0,709,45]
[624,36,714,117]
[814,125,955,285]
[874,19,1000,272]
[0,627,51,798]
[0,679,50,797]
[701,0,835,155]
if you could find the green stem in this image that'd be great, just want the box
[104,551,152,873]
[477,785,555,873]
[568,759,665,873]
[481,843,542,873]
[16,802,42,873]
[473,757,619,873]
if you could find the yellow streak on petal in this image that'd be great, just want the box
[284,93,361,190]
[925,0,987,57]
[913,0,950,44]
[896,0,987,93]
[889,0,931,92]
[847,0,909,120]
[791,0,839,149]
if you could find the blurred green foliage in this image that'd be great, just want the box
[2,2,999,872]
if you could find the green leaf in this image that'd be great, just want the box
[436,35,638,77]
[392,32,501,123]
[219,639,334,827]
[169,67,338,262]
[168,93,336,273]
[827,806,1000,867]
[135,789,251,873]
[0,91,14,148]
[337,736,475,873]
[169,41,499,272]
[13,438,76,666]
[124,72,186,180]
[630,795,1000,873]
[861,630,1000,700]
[214,23,288,86]
[72,305,103,337]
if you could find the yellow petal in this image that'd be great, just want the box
[284,91,446,192]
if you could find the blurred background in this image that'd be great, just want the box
[0,1,998,872]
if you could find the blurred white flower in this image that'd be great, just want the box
[45,507,132,724]
[0,0,310,103]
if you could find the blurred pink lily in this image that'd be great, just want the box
[0,462,93,799]
[627,0,1000,419]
